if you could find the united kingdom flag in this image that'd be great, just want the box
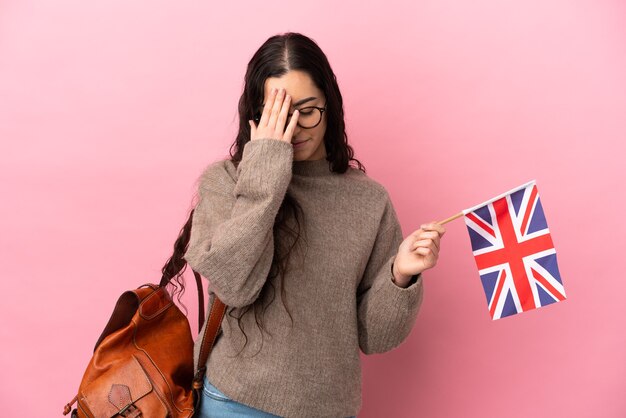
[462,180,566,320]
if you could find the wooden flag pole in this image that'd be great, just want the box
[436,211,464,225]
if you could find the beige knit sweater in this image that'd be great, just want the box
[183,138,424,418]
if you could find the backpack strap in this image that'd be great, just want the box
[192,282,226,391]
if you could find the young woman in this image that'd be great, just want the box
[183,32,445,418]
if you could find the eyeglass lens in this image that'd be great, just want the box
[254,106,324,129]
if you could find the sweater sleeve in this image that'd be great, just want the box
[356,193,425,354]
[183,138,293,308]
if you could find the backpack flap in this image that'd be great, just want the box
[79,355,168,418]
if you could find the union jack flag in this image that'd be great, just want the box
[462,180,566,320]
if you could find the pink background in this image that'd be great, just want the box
[1,0,625,417]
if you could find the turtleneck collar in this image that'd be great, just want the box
[292,158,334,177]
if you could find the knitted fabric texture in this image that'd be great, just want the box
[183,138,424,418]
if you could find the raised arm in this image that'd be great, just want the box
[184,87,301,308]
[183,138,293,308]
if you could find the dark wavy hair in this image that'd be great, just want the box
[163,32,365,357]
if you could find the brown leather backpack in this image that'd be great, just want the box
[63,209,226,417]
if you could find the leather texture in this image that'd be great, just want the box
[64,284,220,417]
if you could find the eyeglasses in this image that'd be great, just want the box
[253,105,326,129]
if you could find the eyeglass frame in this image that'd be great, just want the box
[253,105,327,129]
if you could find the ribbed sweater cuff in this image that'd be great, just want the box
[379,254,423,305]
[365,255,424,352]
[235,138,293,201]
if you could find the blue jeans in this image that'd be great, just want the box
[197,375,357,418]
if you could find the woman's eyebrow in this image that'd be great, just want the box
[293,96,317,106]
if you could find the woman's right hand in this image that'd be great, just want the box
[249,87,300,144]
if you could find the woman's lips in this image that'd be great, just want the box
[292,139,309,148]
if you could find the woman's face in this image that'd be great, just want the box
[262,70,327,161]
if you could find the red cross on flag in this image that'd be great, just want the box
[441,180,566,320]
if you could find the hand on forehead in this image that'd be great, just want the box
[263,70,325,106]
